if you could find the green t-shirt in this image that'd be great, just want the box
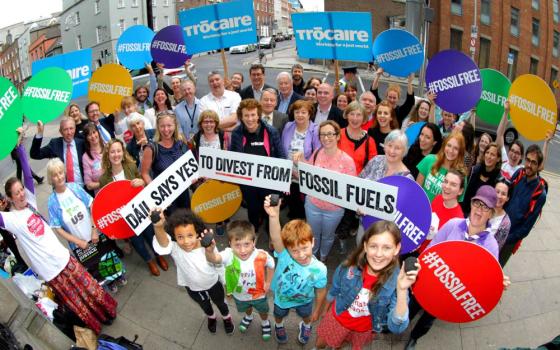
[417,154,466,203]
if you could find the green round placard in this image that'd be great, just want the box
[22,67,73,123]
[476,69,511,126]
[0,77,23,160]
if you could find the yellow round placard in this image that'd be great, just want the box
[191,180,242,223]
[508,74,557,141]
[88,64,133,114]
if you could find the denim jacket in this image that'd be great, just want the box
[327,264,409,334]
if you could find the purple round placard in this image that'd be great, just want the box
[425,49,482,114]
[150,25,192,68]
[363,175,431,254]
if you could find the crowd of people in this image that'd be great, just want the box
[0,61,552,349]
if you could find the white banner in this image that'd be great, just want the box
[121,151,199,234]
[198,148,293,192]
[298,162,399,220]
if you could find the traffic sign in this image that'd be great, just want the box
[470,38,476,47]
[507,53,514,65]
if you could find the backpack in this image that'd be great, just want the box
[97,334,143,350]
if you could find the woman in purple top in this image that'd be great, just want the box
[404,185,510,350]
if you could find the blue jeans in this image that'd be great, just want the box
[304,198,344,259]
[130,224,156,262]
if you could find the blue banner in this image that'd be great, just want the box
[178,0,257,55]
[292,12,373,62]
[32,48,92,98]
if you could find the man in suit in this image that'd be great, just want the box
[85,101,115,142]
[275,71,303,117]
[314,83,347,128]
[261,88,288,135]
[239,63,273,101]
[30,117,85,186]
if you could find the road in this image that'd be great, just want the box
[1,40,557,184]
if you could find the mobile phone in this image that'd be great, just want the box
[404,256,419,273]
[200,232,214,248]
[269,194,280,207]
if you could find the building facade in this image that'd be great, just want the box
[325,0,560,97]
[60,0,176,69]
[0,35,22,89]
[29,23,62,64]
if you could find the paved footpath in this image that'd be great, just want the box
[4,124,560,350]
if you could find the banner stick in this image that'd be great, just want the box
[221,49,229,79]
[334,60,340,95]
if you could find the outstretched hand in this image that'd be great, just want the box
[397,261,420,291]
[263,195,281,218]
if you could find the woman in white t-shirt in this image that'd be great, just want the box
[46,158,127,292]
[0,139,116,335]
[497,101,524,180]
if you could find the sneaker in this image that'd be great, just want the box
[261,322,272,341]
[207,317,217,334]
[239,315,252,333]
[298,321,312,345]
[223,316,235,335]
[108,283,118,293]
[274,324,288,344]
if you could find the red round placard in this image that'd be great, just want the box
[412,241,504,323]
[92,180,143,239]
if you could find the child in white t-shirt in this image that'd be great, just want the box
[152,208,234,335]
[204,220,275,341]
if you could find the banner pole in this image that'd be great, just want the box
[334,60,340,95]
[221,49,229,79]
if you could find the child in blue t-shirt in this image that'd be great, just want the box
[264,195,327,345]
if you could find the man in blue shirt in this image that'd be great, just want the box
[275,71,303,115]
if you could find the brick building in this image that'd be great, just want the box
[0,33,22,89]
[324,0,560,97]
[28,23,62,64]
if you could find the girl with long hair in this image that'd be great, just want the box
[403,123,442,179]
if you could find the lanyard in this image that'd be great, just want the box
[185,102,197,129]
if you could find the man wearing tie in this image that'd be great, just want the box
[85,101,116,142]
[30,118,85,187]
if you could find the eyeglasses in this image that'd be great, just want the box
[319,132,338,138]
[525,157,539,167]
[471,200,491,212]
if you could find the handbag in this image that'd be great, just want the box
[72,234,125,283]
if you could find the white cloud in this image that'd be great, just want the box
[0,0,62,28]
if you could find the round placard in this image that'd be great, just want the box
[0,77,23,160]
[150,25,192,68]
[88,64,133,114]
[508,74,557,141]
[191,180,242,223]
[116,25,155,70]
[413,241,504,323]
[373,29,424,77]
[22,67,73,123]
[476,69,511,126]
[92,180,143,239]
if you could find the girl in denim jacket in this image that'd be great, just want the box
[314,220,420,350]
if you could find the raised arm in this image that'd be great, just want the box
[540,129,554,171]
[264,195,284,253]
[17,134,35,195]
[140,145,154,185]
[496,100,510,150]
[427,92,437,124]
[370,67,383,94]
[152,209,170,248]
[146,63,157,105]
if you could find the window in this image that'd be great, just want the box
[118,0,125,8]
[451,0,462,15]
[164,0,169,6]
[164,16,170,27]
[450,28,463,51]
[479,37,491,68]
[532,18,540,46]
[94,0,100,14]
[75,11,80,25]
[152,0,156,6]
[550,68,558,88]
[96,27,102,43]
[510,7,519,37]
[132,0,138,7]
[76,35,82,50]
[554,0,559,23]
[153,16,158,31]
[389,15,406,28]
[554,31,560,57]
[133,17,139,25]
[119,19,125,34]
[530,58,539,75]
[507,48,518,80]
[532,0,539,10]
[481,0,491,25]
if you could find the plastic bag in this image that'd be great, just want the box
[35,297,58,321]
[12,273,43,298]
